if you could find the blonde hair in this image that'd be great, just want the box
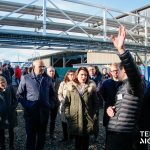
[0,76,6,83]
[109,63,120,71]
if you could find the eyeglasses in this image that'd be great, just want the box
[0,82,6,84]
[39,66,45,68]
[111,70,119,73]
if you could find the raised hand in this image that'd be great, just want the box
[111,26,126,54]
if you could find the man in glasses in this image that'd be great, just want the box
[106,26,144,150]
[17,60,55,150]
[98,63,121,128]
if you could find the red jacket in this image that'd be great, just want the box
[15,67,22,79]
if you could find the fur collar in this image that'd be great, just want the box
[67,80,96,94]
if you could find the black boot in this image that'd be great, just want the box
[61,122,68,141]
[9,145,15,150]
[0,129,5,150]
[9,128,15,150]
[50,106,58,140]
[0,145,6,150]
[50,122,56,140]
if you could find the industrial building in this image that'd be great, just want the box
[0,0,150,67]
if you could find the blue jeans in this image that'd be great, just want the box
[15,78,20,86]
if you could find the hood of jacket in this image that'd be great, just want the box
[67,80,96,94]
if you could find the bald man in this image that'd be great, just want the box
[17,60,55,150]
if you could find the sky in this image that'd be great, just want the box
[0,0,150,62]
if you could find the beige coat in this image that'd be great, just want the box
[58,81,69,122]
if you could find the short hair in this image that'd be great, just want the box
[74,67,89,84]
[102,68,107,71]
[47,66,58,79]
[88,65,95,70]
[33,60,44,67]
[94,66,99,71]
[47,66,55,71]
[29,67,33,73]
[109,63,120,70]
[0,76,6,83]
[119,62,124,70]
[64,70,75,83]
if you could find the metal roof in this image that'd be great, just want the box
[0,29,149,53]
[29,51,86,59]
[1,16,150,40]
[0,0,101,24]
[0,0,150,54]
[0,1,149,33]
[116,4,150,19]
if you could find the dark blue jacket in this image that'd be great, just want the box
[140,83,150,131]
[16,71,55,110]
[89,74,102,86]
[90,74,102,107]
[2,70,12,85]
[98,79,122,127]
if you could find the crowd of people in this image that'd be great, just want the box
[0,26,149,150]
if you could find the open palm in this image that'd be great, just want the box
[112,26,126,54]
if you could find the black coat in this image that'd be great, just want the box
[107,51,145,133]
[140,83,150,131]
[90,74,102,108]
[2,70,12,85]
[52,78,61,108]
[0,85,18,129]
[89,74,102,86]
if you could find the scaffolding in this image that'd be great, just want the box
[0,0,150,62]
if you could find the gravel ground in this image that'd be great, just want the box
[4,104,106,150]
[5,104,150,150]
